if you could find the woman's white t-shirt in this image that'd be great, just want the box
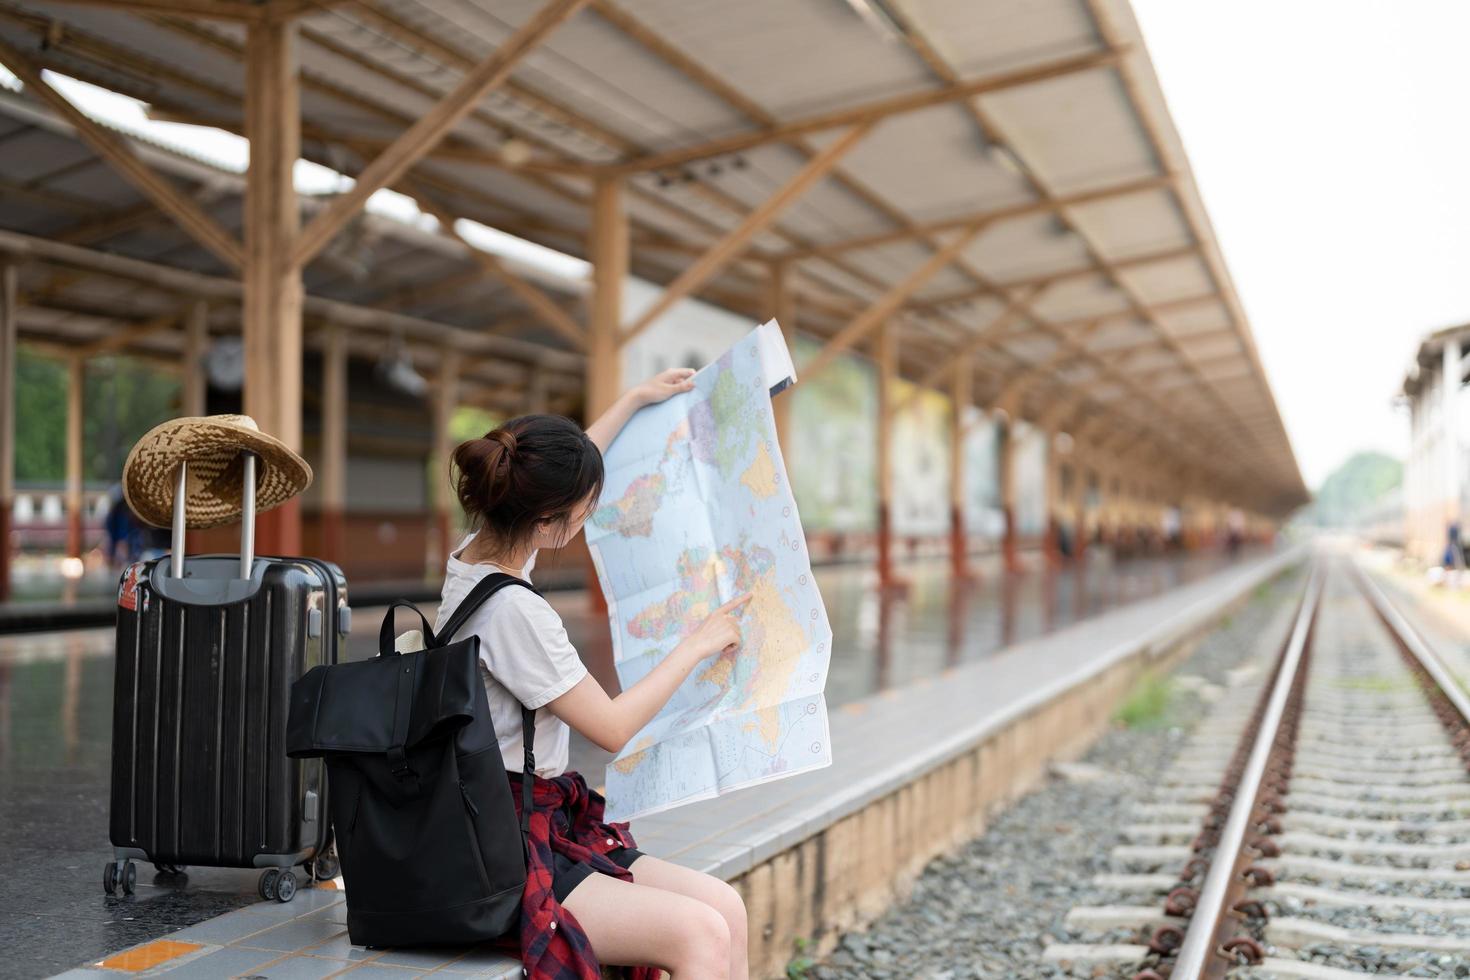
[433,541,587,777]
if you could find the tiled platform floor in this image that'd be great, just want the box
[1,547,1270,979]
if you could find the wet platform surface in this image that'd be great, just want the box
[0,547,1259,979]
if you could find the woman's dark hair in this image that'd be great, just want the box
[452,414,603,549]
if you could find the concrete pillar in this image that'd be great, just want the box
[876,323,897,589]
[949,353,972,581]
[181,299,208,417]
[65,356,84,560]
[0,264,15,601]
[769,261,796,452]
[431,349,461,571]
[320,323,347,564]
[243,17,303,556]
[587,176,626,421]
[1445,337,1461,528]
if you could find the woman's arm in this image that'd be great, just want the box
[584,368,696,454]
[548,593,750,754]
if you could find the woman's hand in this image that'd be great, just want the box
[677,593,752,662]
[633,367,696,407]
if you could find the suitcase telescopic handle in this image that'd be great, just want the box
[168,452,257,580]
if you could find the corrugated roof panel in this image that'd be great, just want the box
[0,9,240,108]
[689,143,894,242]
[824,103,1035,220]
[1085,317,1154,353]
[980,67,1158,195]
[0,128,97,186]
[1116,252,1214,305]
[1030,273,1133,321]
[963,212,1093,282]
[1000,330,1059,363]
[1184,332,1244,362]
[909,0,1100,76]
[1154,300,1232,337]
[610,0,934,119]
[1064,186,1190,259]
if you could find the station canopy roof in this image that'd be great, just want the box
[0,0,1307,513]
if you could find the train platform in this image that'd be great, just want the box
[0,546,1294,979]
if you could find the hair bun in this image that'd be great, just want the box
[488,429,517,458]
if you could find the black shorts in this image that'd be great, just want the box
[552,846,643,903]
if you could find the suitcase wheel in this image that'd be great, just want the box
[306,841,339,882]
[154,863,187,878]
[104,860,136,897]
[258,869,298,904]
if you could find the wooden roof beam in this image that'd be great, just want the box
[610,47,1123,175]
[291,0,592,268]
[0,35,245,270]
[406,184,587,351]
[81,312,180,356]
[801,220,989,381]
[42,0,267,21]
[621,123,874,344]
[781,174,1172,260]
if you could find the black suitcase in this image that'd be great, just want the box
[106,452,350,902]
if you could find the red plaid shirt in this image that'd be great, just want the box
[495,771,660,980]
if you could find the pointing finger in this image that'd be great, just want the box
[719,592,753,614]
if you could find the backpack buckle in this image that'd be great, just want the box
[387,745,415,779]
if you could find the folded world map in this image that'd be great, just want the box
[586,321,834,821]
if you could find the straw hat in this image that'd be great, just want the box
[123,415,313,529]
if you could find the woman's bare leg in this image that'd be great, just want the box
[624,856,748,980]
[562,872,731,979]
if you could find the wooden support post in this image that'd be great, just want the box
[0,264,15,601]
[769,261,796,451]
[1042,428,1061,566]
[244,16,304,556]
[876,323,898,590]
[320,323,347,564]
[585,175,628,615]
[949,352,972,581]
[431,349,461,572]
[182,299,208,417]
[1074,456,1090,560]
[588,176,627,419]
[1000,416,1020,574]
[65,356,84,560]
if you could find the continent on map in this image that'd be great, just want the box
[592,472,666,537]
[627,547,721,642]
[690,354,759,478]
[740,441,778,499]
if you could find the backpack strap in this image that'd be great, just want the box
[437,571,542,835]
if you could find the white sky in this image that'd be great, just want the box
[1130,0,1470,490]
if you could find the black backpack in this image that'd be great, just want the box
[286,573,536,947]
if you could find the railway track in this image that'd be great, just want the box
[1042,561,1470,979]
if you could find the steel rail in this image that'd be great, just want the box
[1353,562,1470,726]
[1168,563,1324,978]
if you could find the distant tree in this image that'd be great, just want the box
[1307,452,1403,526]
[15,349,66,482]
[14,348,180,485]
[84,356,181,483]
